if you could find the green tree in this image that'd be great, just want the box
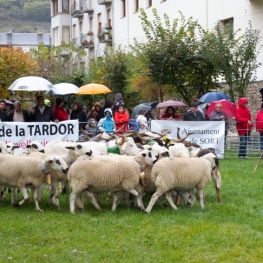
[132,9,219,104]
[203,21,262,102]
[23,1,50,21]
[0,0,16,9]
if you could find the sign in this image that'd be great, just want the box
[151,120,225,158]
[0,120,79,149]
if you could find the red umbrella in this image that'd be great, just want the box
[206,99,236,120]
[156,100,186,108]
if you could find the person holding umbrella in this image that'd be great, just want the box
[160,106,181,120]
[210,103,229,140]
[235,98,253,158]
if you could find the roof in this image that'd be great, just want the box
[0,33,51,46]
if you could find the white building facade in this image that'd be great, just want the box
[51,0,263,79]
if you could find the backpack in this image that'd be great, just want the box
[128,119,139,131]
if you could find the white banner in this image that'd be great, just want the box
[0,120,79,150]
[150,120,225,158]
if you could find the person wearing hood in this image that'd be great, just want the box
[44,99,51,107]
[114,104,129,134]
[70,100,87,129]
[87,102,104,122]
[103,100,115,112]
[97,108,116,134]
[114,93,124,113]
[235,97,253,158]
[85,118,98,137]
[256,104,263,153]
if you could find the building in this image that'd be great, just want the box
[51,0,263,79]
[0,27,51,53]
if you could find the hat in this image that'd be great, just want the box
[190,102,198,107]
[44,99,51,106]
[94,102,101,107]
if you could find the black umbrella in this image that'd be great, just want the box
[131,102,158,119]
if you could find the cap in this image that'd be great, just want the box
[44,99,51,106]
[190,102,198,107]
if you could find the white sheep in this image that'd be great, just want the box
[0,154,68,211]
[68,150,159,213]
[145,153,216,213]
[0,142,9,202]
[168,143,190,158]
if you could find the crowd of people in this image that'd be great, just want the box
[1,94,263,158]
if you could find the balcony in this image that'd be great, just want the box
[81,0,94,13]
[71,3,83,18]
[81,35,94,49]
[97,28,112,43]
[97,0,112,5]
[72,37,79,48]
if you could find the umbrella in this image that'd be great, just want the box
[8,76,54,91]
[198,91,232,103]
[75,83,111,95]
[156,100,186,108]
[45,83,79,95]
[131,102,158,119]
[206,99,236,120]
[4,99,13,105]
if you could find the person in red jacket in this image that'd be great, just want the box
[235,97,253,158]
[53,97,68,122]
[114,104,129,134]
[256,105,263,153]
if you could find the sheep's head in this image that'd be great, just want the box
[26,141,45,153]
[200,153,217,170]
[116,137,138,156]
[47,156,69,173]
[65,144,93,159]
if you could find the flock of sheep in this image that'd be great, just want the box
[0,131,222,213]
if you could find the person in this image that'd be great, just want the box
[136,109,148,130]
[256,105,263,154]
[29,95,58,122]
[97,108,116,134]
[235,97,253,158]
[0,99,7,121]
[183,102,205,121]
[70,100,87,129]
[53,97,68,122]
[87,102,104,123]
[139,121,148,132]
[115,93,124,110]
[210,103,229,140]
[103,100,115,112]
[84,118,98,137]
[114,104,129,134]
[6,101,29,122]
[44,99,51,107]
[145,109,156,121]
[160,106,181,120]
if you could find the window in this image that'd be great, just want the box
[62,0,69,12]
[98,13,102,34]
[147,0,152,8]
[107,9,111,27]
[121,0,126,18]
[221,18,234,33]
[52,0,58,15]
[73,24,76,38]
[134,0,139,12]
[89,16,93,32]
[62,26,70,44]
[53,27,59,46]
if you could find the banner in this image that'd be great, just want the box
[151,120,225,158]
[0,120,79,150]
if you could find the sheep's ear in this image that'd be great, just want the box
[77,144,83,149]
[142,153,146,157]
[86,150,92,156]
[26,145,32,148]
[0,148,2,153]
[6,145,10,148]
[65,146,75,150]
[39,149,45,153]
[32,144,38,149]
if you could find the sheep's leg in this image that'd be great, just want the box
[37,183,46,202]
[127,189,138,197]
[86,192,101,211]
[61,179,69,194]
[135,195,145,211]
[51,182,61,209]
[32,188,43,212]
[0,186,6,201]
[165,191,178,210]
[198,190,205,209]
[70,191,81,213]
[115,192,125,207]
[112,192,118,211]
[212,169,222,202]
[145,190,166,213]
[216,187,222,202]
[13,188,29,207]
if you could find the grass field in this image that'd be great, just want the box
[1,154,263,263]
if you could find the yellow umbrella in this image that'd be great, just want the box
[75,83,112,95]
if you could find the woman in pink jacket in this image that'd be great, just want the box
[256,105,263,153]
[235,98,253,158]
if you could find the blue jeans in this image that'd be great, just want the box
[238,133,250,157]
[260,133,263,152]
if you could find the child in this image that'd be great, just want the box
[97,108,116,134]
[85,118,98,137]
[114,104,129,134]
[139,121,148,132]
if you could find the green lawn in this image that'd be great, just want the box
[1,155,263,263]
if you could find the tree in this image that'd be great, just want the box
[0,47,39,98]
[203,21,262,102]
[23,1,50,21]
[132,9,219,104]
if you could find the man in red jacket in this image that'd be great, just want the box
[235,98,253,158]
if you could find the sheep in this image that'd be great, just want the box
[0,154,68,211]
[25,141,45,153]
[0,142,9,202]
[145,153,216,213]
[68,150,159,213]
[6,143,19,155]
